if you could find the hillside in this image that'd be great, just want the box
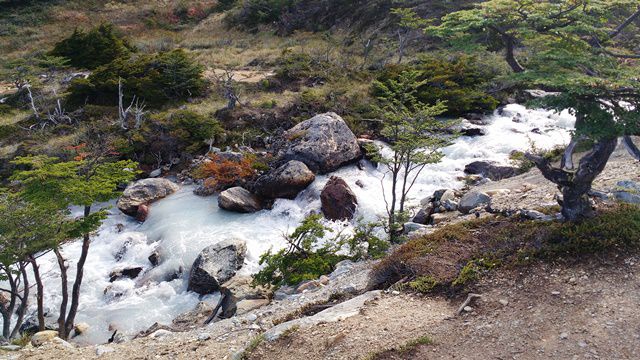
[1,1,640,359]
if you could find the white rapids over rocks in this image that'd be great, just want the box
[30,104,574,344]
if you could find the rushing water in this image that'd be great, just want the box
[27,104,574,344]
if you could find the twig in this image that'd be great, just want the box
[456,293,482,316]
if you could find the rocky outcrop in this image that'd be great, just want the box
[117,178,179,216]
[253,160,315,199]
[464,161,521,181]
[321,176,358,221]
[277,112,361,174]
[188,239,247,295]
[218,187,262,213]
[458,191,491,214]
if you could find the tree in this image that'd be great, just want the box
[369,70,458,241]
[0,194,68,338]
[428,0,640,221]
[390,8,427,64]
[10,151,137,339]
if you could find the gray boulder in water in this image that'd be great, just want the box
[253,160,315,199]
[117,178,179,216]
[188,239,247,295]
[218,187,263,213]
[278,112,362,174]
[464,161,521,181]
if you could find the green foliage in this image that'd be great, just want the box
[428,0,640,138]
[253,214,346,288]
[67,49,206,108]
[228,0,297,28]
[374,55,501,116]
[347,221,389,260]
[407,276,438,293]
[274,51,333,83]
[50,24,132,70]
[165,110,224,152]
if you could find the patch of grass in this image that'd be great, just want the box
[364,334,434,360]
[238,334,265,360]
[373,204,640,293]
[11,333,31,347]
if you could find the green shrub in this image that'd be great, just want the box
[166,110,224,152]
[67,49,206,108]
[373,54,502,116]
[50,24,132,70]
[228,0,297,28]
[274,51,334,83]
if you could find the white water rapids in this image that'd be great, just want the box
[26,104,575,344]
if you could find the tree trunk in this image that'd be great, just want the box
[503,34,525,73]
[527,137,617,222]
[29,256,45,331]
[1,267,17,339]
[63,205,91,339]
[10,264,29,339]
[54,248,68,339]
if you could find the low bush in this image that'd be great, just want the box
[67,49,206,108]
[373,204,640,293]
[373,54,503,116]
[192,152,260,191]
[50,23,133,70]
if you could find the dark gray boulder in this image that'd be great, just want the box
[188,239,247,295]
[253,160,315,199]
[458,191,491,214]
[277,112,361,174]
[464,161,521,181]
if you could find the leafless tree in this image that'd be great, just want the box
[118,78,147,130]
[213,70,241,110]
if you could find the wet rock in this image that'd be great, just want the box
[188,239,247,295]
[458,191,491,214]
[464,161,521,181]
[31,330,59,347]
[117,178,179,216]
[109,267,143,282]
[148,250,160,267]
[355,179,365,188]
[218,187,263,213]
[254,160,315,199]
[135,204,149,222]
[277,112,362,174]
[320,176,358,221]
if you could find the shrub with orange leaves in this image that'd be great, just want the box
[194,153,259,191]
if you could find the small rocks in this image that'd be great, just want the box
[559,332,569,340]
[551,291,561,296]
[463,306,473,313]
[151,329,173,339]
[498,299,509,306]
[96,345,115,356]
[197,333,211,341]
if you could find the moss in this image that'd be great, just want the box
[239,334,265,360]
[407,276,438,293]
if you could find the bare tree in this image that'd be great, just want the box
[118,78,147,130]
[213,70,241,110]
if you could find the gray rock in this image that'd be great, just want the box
[188,239,247,295]
[617,180,640,192]
[149,169,162,178]
[519,209,553,221]
[320,176,358,221]
[277,112,362,174]
[443,199,458,212]
[458,191,491,214]
[613,191,640,204]
[440,189,456,202]
[412,208,431,224]
[117,178,179,216]
[403,222,428,234]
[218,187,263,213]
[264,291,381,341]
[464,161,521,181]
[254,160,315,199]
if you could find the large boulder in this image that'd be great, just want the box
[218,187,262,213]
[320,176,358,221]
[458,191,491,214]
[278,112,361,174]
[188,239,247,295]
[254,160,315,199]
[117,178,179,216]
[464,161,521,181]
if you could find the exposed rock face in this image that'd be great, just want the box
[320,176,358,221]
[278,112,361,174]
[254,160,315,199]
[464,161,521,181]
[188,239,247,295]
[218,187,262,213]
[117,178,179,216]
[458,191,491,214]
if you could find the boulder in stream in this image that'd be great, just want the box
[253,160,315,199]
[117,178,179,216]
[464,161,521,181]
[320,176,358,221]
[188,239,247,295]
[277,112,362,174]
[218,187,263,213]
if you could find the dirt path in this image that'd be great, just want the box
[249,254,640,360]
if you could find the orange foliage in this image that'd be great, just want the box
[195,153,257,191]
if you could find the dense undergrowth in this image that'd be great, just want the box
[372,204,640,294]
